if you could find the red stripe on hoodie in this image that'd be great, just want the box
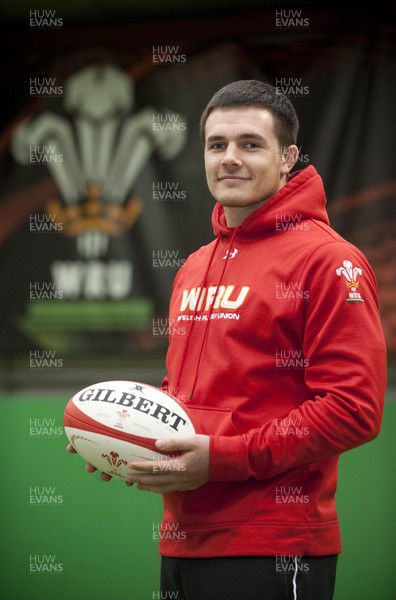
[159,165,387,558]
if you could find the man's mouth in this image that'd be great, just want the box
[217,175,250,181]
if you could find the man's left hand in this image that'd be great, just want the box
[126,434,210,493]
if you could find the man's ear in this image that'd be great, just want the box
[280,144,299,175]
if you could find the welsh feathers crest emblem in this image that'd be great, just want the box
[10,64,187,259]
[336,260,364,303]
[114,408,131,429]
[101,451,128,476]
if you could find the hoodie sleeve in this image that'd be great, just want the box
[209,241,387,482]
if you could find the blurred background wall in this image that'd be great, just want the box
[0,2,395,600]
[1,0,395,392]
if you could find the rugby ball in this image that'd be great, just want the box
[64,380,196,480]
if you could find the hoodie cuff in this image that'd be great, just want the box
[209,434,246,482]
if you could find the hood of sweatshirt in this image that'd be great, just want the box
[211,165,329,239]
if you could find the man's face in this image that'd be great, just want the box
[204,107,296,217]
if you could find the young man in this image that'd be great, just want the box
[70,81,387,599]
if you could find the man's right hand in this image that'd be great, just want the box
[66,443,113,482]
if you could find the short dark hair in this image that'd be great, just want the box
[199,80,299,147]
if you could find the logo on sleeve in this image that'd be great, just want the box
[336,260,364,303]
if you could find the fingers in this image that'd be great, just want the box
[128,437,192,474]
[125,474,187,494]
[126,458,189,493]
[129,457,186,475]
[155,436,194,453]
[85,463,112,481]
[67,448,112,481]
[85,463,97,473]
[125,435,209,493]
[67,438,202,490]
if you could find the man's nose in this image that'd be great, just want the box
[221,143,242,166]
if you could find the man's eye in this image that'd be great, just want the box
[245,142,259,149]
[209,143,225,150]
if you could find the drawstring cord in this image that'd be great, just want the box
[189,227,240,400]
[173,236,221,398]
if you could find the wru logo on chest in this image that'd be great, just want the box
[180,285,250,312]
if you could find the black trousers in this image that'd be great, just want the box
[161,555,338,600]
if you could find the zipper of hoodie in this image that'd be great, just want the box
[173,226,240,402]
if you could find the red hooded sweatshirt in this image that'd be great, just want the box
[159,165,386,557]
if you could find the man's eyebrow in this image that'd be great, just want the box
[206,133,267,142]
[206,135,226,142]
[239,133,265,140]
